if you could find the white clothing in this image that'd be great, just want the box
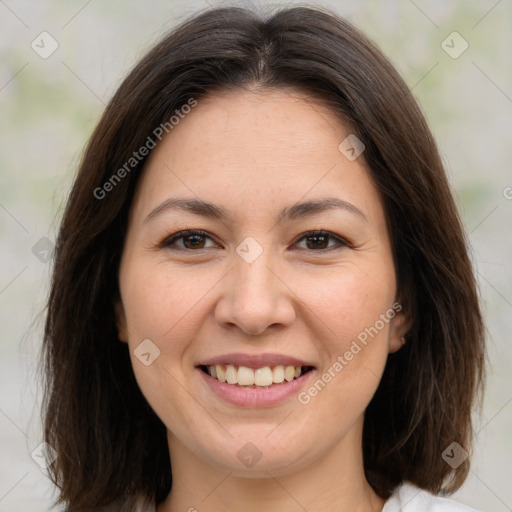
[383,482,482,511]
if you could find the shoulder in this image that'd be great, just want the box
[382,482,483,512]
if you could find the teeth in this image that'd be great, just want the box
[255,367,273,386]
[215,364,226,383]
[237,366,255,386]
[284,365,295,382]
[225,365,238,384]
[205,364,308,387]
[272,365,284,383]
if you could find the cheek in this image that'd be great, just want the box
[120,262,200,421]
[121,261,212,346]
[298,262,395,342]
[294,261,395,404]
[120,260,221,410]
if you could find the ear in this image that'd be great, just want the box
[388,301,413,354]
[115,301,129,343]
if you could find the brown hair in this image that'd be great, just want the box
[42,5,485,510]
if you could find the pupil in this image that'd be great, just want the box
[307,235,328,249]
[185,235,204,249]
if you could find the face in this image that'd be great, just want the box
[116,88,408,477]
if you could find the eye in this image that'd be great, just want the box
[160,229,219,250]
[293,230,349,251]
[159,229,350,252]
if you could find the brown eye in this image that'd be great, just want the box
[160,230,218,250]
[182,233,207,249]
[305,234,329,250]
[295,230,349,251]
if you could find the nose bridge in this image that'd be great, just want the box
[236,248,276,302]
[215,239,296,335]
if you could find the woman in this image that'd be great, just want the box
[42,5,485,511]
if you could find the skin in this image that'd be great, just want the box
[116,87,410,512]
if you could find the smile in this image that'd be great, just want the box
[200,364,314,387]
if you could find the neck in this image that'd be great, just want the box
[158,423,386,512]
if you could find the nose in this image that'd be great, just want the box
[214,248,297,336]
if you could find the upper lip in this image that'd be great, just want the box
[198,353,316,369]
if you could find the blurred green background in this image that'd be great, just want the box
[1,0,511,510]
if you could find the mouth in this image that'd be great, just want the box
[199,364,315,388]
[196,353,317,406]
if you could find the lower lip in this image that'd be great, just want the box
[198,368,316,407]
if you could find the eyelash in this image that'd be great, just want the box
[159,229,351,252]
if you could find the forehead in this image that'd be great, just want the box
[164,87,349,168]
[129,87,384,226]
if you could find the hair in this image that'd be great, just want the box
[42,4,486,510]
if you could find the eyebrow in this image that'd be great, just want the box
[144,197,368,224]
